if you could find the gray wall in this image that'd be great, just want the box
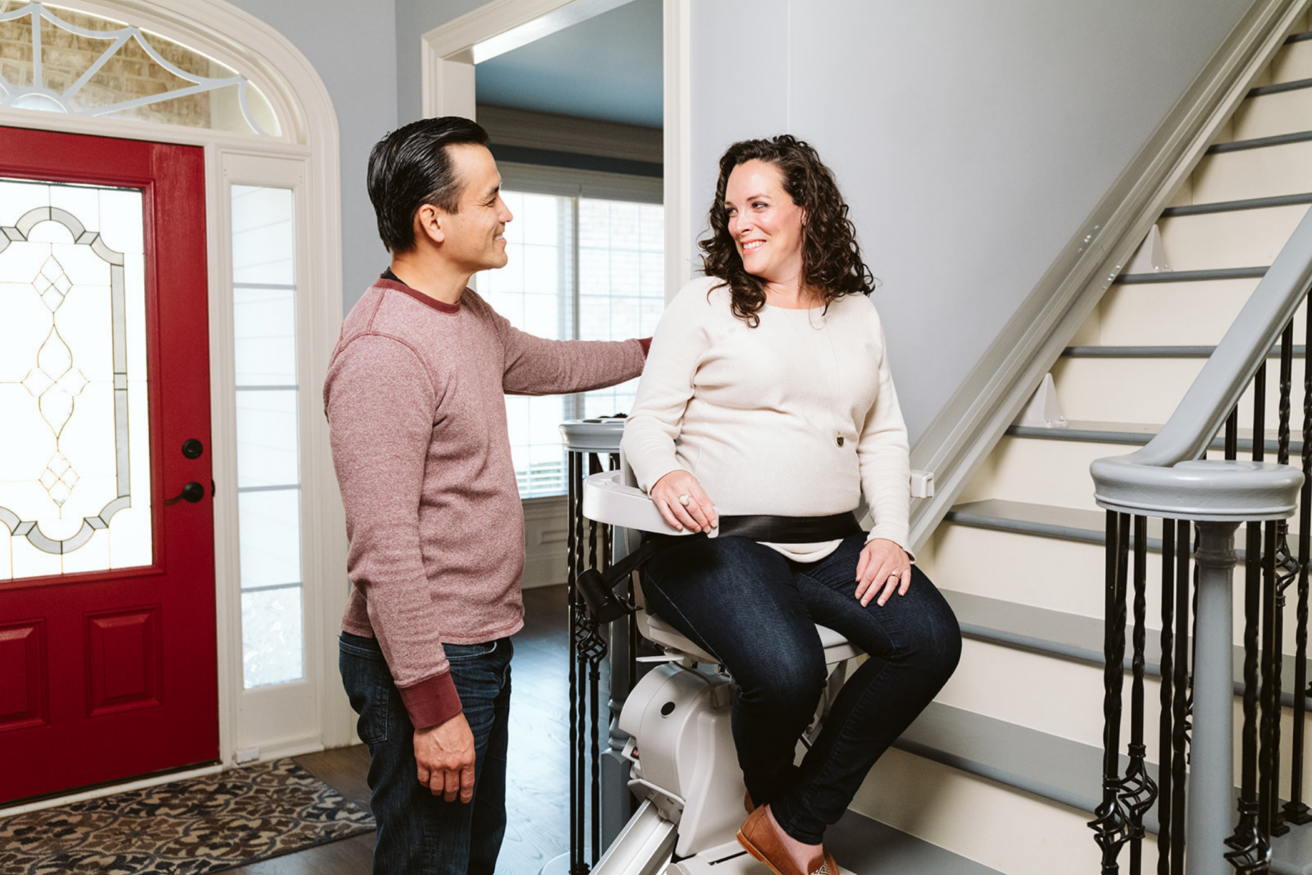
[691,0,1258,442]
[395,0,490,127]
[225,0,399,312]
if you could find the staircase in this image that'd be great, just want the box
[850,15,1312,875]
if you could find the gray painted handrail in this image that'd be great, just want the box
[1089,204,1312,520]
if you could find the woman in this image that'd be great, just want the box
[620,136,961,875]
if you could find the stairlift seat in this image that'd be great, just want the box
[584,468,863,665]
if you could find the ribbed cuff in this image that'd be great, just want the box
[398,670,463,730]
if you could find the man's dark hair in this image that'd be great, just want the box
[367,116,490,252]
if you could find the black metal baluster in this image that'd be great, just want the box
[1158,521,1176,875]
[1229,523,1269,875]
[1091,511,1132,872]
[584,454,608,865]
[1258,521,1278,858]
[1288,303,1312,826]
[1270,322,1297,837]
[1121,516,1157,875]
[1227,405,1239,461]
[1171,520,1190,875]
[567,451,585,874]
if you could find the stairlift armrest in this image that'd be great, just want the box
[582,469,690,536]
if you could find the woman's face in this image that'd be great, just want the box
[724,159,806,286]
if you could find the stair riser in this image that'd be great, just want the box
[1269,35,1312,84]
[1192,141,1312,204]
[1053,356,1298,425]
[1232,88,1312,143]
[1158,204,1309,271]
[1078,279,1281,348]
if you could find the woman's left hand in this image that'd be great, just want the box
[855,539,911,607]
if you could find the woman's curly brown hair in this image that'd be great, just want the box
[699,135,876,326]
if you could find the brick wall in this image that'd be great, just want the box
[0,1,214,129]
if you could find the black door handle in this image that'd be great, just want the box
[165,481,205,504]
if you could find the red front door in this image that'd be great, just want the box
[0,127,217,803]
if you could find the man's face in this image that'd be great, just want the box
[438,143,513,274]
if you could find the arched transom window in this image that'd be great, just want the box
[0,0,279,135]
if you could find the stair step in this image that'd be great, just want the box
[1005,419,1305,455]
[1209,129,1312,155]
[1161,191,1312,218]
[824,810,1004,875]
[1250,76,1312,98]
[893,703,1312,875]
[1119,266,1267,283]
[1063,345,1305,358]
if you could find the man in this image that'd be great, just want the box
[324,117,649,874]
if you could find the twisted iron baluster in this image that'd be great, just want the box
[1258,519,1278,859]
[1091,512,1132,872]
[1227,517,1269,872]
[1171,520,1190,875]
[1158,521,1176,875]
[1288,304,1312,825]
[1121,516,1157,875]
[1268,322,1297,837]
[585,455,610,865]
[567,451,587,875]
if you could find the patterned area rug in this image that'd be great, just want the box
[0,758,375,874]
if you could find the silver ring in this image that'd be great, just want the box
[678,494,691,507]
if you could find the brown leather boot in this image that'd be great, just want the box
[736,806,840,875]
[744,789,756,814]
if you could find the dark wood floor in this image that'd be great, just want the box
[231,584,573,875]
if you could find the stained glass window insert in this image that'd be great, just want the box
[0,176,152,580]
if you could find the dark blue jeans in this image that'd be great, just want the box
[641,533,961,845]
[339,632,513,875]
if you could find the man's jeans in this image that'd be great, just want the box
[339,632,513,875]
[641,533,961,845]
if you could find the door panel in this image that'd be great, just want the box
[0,127,216,803]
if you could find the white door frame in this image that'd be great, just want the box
[0,0,349,812]
[421,0,693,301]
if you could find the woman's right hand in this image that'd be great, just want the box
[651,470,718,534]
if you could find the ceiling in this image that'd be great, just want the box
[474,0,663,129]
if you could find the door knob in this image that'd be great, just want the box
[165,482,205,504]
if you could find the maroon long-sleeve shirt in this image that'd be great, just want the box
[324,276,647,730]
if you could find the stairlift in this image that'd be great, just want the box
[580,468,863,875]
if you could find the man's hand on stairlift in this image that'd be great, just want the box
[855,538,912,607]
[415,712,477,803]
[651,469,718,533]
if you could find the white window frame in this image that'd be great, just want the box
[0,0,349,811]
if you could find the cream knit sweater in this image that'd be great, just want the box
[621,277,911,562]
